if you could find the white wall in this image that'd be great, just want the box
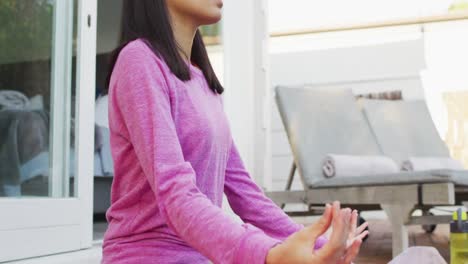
[268,0,452,33]
[422,20,468,138]
[268,33,426,191]
[221,0,269,219]
[266,21,468,191]
[222,0,269,187]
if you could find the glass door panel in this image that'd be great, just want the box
[0,0,96,261]
[0,0,75,198]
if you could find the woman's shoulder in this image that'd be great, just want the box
[115,39,168,74]
[120,39,152,58]
[110,39,174,98]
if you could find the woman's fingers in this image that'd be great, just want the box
[356,221,369,236]
[310,204,366,263]
[302,203,333,243]
[341,238,363,264]
[355,230,369,241]
[273,202,367,264]
[347,229,369,249]
[351,210,357,230]
[318,202,351,261]
[329,202,345,242]
[349,210,358,240]
[347,215,368,248]
[339,208,352,243]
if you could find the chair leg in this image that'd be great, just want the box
[381,203,415,258]
[281,162,296,209]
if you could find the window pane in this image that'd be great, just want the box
[0,0,77,198]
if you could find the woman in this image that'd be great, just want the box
[102,1,368,263]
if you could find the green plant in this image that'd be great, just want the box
[449,0,468,11]
[200,23,221,37]
[0,0,53,64]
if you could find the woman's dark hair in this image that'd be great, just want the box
[104,0,223,94]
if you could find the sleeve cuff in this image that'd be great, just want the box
[314,235,328,250]
[234,224,282,264]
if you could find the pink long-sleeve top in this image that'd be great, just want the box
[102,39,325,264]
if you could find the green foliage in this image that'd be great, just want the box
[200,23,221,37]
[449,0,468,11]
[0,0,53,64]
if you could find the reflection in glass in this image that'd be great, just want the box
[0,0,76,197]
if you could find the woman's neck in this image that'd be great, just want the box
[169,12,198,62]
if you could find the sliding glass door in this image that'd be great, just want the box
[0,0,96,261]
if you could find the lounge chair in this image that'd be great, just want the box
[361,99,468,231]
[266,86,468,257]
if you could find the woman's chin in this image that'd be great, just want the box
[199,13,222,26]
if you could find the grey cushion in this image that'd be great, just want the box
[362,99,450,164]
[275,87,382,187]
[313,169,468,188]
[276,87,468,189]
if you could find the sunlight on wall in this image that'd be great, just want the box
[270,25,422,53]
[422,20,468,139]
[207,45,224,85]
[269,0,453,32]
[268,0,468,144]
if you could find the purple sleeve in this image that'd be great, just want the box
[112,42,280,264]
[224,141,328,248]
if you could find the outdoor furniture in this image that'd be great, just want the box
[361,98,468,232]
[266,86,468,257]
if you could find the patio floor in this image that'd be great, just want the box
[328,219,449,263]
[293,214,450,263]
[94,217,452,263]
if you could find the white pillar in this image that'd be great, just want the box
[50,0,74,197]
[222,0,270,187]
[76,0,97,248]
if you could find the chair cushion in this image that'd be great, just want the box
[275,86,382,186]
[312,169,468,188]
[362,99,450,164]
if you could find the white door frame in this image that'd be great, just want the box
[222,0,271,189]
[50,0,74,198]
[0,0,97,261]
[76,0,97,248]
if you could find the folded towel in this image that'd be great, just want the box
[0,90,30,110]
[322,154,399,178]
[401,157,464,171]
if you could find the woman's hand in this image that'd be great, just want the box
[347,209,369,249]
[266,202,366,264]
